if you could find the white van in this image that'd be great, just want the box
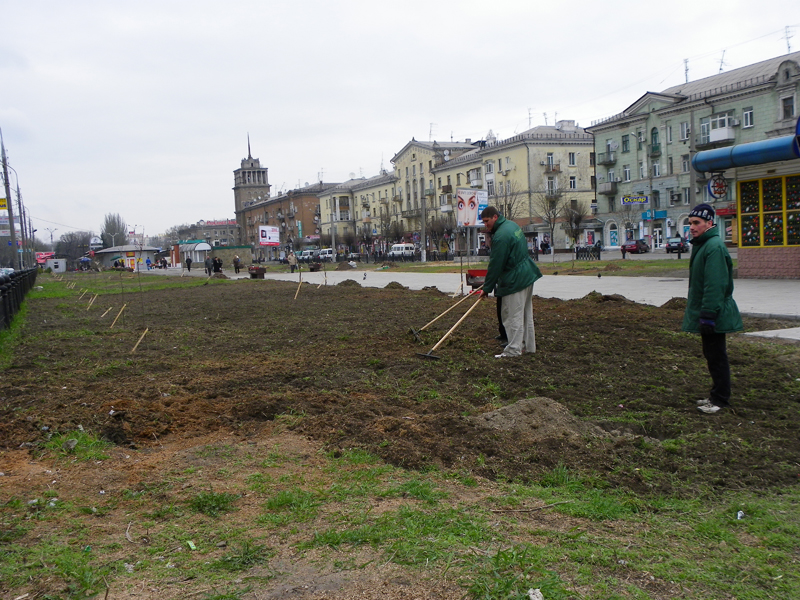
[388,243,415,260]
[318,248,335,262]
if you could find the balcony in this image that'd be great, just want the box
[424,188,435,197]
[598,181,617,195]
[402,208,421,218]
[362,216,372,223]
[380,196,389,204]
[544,188,562,199]
[392,195,403,202]
[597,151,616,165]
[545,162,561,173]
[441,184,452,193]
[361,199,370,208]
[468,175,483,188]
[709,126,735,143]
[649,143,661,157]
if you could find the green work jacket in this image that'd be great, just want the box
[682,227,743,334]
[482,216,542,297]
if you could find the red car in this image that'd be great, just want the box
[622,239,649,254]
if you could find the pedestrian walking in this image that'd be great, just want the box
[186,257,192,272]
[233,255,241,274]
[681,204,743,414]
[204,255,213,276]
[479,206,542,358]
[287,251,298,273]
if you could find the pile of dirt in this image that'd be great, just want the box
[337,278,361,286]
[662,297,688,310]
[384,281,407,289]
[469,397,607,443]
[336,262,356,270]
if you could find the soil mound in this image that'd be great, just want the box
[583,291,634,303]
[384,281,407,289]
[337,279,361,287]
[661,297,687,310]
[468,397,606,443]
[603,263,622,272]
[336,262,356,270]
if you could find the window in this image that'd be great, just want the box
[652,162,660,177]
[743,107,754,128]
[589,152,595,166]
[651,127,659,146]
[457,173,461,185]
[485,161,494,173]
[710,112,731,130]
[682,154,690,173]
[607,169,615,182]
[680,121,690,140]
[623,165,631,181]
[568,152,576,166]
[782,96,795,120]
[652,190,660,208]
[546,176,556,193]
[639,161,645,179]
[447,175,451,185]
[546,152,554,166]
[621,135,630,153]
[487,180,495,196]
[437,177,441,188]
[607,198,615,212]
[699,117,710,144]
[667,156,673,175]
[682,187,691,205]
[412,165,416,176]
[569,176,577,189]
[666,125,673,144]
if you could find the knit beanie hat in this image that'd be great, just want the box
[689,203,715,222]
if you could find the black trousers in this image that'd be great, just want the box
[702,332,731,406]
[497,296,507,340]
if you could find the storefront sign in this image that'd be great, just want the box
[622,195,649,205]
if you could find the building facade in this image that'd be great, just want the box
[587,51,800,273]
[233,147,271,245]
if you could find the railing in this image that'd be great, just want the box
[545,162,561,173]
[598,181,617,195]
[649,143,661,157]
[401,208,421,218]
[597,152,616,165]
[1,268,39,330]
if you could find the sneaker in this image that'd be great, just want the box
[696,398,712,407]
[697,403,723,414]
[494,354,506,359]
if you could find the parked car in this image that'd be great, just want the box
[622,239,649,254]
[665,236,689,253]
[388,243,415,260]
[317,248,334,262]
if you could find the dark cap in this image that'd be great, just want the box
[689,203,715,221]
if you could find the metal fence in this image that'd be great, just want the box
[0,268,39,330]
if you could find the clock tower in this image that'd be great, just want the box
[233,137,271,243]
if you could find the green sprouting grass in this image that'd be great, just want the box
[41,430,112,461]
[188,491,240,517]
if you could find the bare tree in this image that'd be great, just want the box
[56,231,93,263]
[164,223,194,245]
[426,216,454,260]
[388,221,405,244]
[529,178,570,262]
[494,180,526,222]
[563,198,590,248]
[341,229,357,252]
[618,201,640,244]
[101,213,127,248]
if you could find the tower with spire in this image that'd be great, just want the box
[233,135,271,243]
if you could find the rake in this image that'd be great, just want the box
[416,293,483,360]
[409,289,480,343]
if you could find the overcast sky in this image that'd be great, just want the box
[1,0,798,243]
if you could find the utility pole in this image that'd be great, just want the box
[15,182,27,268]
[1,129,19,269]
[46,228,58,247]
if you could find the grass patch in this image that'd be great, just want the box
[41,430,112,461]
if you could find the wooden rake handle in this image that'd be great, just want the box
[429,294,483,353]
[419,289,480,332]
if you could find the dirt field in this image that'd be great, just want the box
[1,272,799,599]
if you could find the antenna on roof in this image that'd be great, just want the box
[429,123,437,141]
[684,58,689,83]
[247,133,252,159]
[543,112,548,126]
[718,50,728,74]
[784,25,794,53]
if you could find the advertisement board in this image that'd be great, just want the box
[258,225,280,246]
[621,195,649,205]
[455,188,488,227]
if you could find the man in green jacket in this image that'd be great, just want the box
[479,206,542,358]
[682,204,743,414]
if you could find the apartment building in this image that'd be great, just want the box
[587,51,800,272]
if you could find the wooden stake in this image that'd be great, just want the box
[101,306,114,318]
[131,328,149,353]
[78,288,88,299]
[86,294,99,310]
[110,304,127,329]
[293,279,302,300]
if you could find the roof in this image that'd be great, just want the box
[96,245,160,253]
[661,50,800,98]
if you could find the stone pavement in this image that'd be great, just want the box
[149,262,800,339]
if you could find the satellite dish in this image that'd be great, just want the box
[349,172,356,179]
[609,141,619,150]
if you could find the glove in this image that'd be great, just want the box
[699,310,716,336]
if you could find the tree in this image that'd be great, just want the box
[618,201,640,244]
[56,231,93,262]
[563,198,590,248]
[388,221,405,244]
[427,216,453,259]
[529,177,570,262]
[494,180,526,222]
[101,213,127,248]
